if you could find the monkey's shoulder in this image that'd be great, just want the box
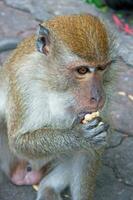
[4,35,36,70]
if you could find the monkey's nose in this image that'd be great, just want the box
[90,96,100,104]
[90,95,104,109]
[90,84,102,102]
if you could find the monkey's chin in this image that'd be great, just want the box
[82,111,100,124]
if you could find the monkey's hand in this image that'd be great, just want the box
[81,117,109,149]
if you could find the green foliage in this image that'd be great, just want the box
[86,0,104,8]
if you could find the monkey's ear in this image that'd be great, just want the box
[36,24,50,55]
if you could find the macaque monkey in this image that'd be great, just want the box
[0,70,45,186]
[1,14,117,200]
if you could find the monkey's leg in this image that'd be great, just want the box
[36,159,70,200]
[37,187,61,200]
[70,152,100,200]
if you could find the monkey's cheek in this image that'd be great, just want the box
[11,171,42,185]
[11,175,25,186]
[10,169,26,185]
[24,171,43,185]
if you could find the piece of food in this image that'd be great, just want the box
[33,184,39,191]
[82,111,99,124]
[118,91,126,96]
[98,121,104,126]
[128,94,133,101]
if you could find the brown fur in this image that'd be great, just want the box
[43,14,109,63]
[5,14,109,71]
[4,35,36,70]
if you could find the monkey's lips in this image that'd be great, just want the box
[82,111,100,124]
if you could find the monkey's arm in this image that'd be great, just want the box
[7,92,108,159]
[8,119,108,159]
[9,127,92,159]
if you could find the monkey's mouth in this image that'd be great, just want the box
[81,111,100,124]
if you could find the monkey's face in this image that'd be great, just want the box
[66,61,109,116]
[35,15,113,118]
[10,160,43,185]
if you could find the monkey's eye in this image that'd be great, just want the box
[40,36,46,46]
[76,66,89,75]
[27,164,32,172]
[97,65,106,71]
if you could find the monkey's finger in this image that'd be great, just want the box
[71,112,89,128]
[83,123,109,138]
[93,131,107,141]
[91,132,107,147]
[72,116,82,128]
[84,117,102,129]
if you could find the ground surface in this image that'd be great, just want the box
[0,0,133,199]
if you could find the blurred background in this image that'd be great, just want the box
[0,0,133,200]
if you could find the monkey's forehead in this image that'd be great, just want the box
[43,14,109,63]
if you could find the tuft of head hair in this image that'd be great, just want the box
[42,14,109,64]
